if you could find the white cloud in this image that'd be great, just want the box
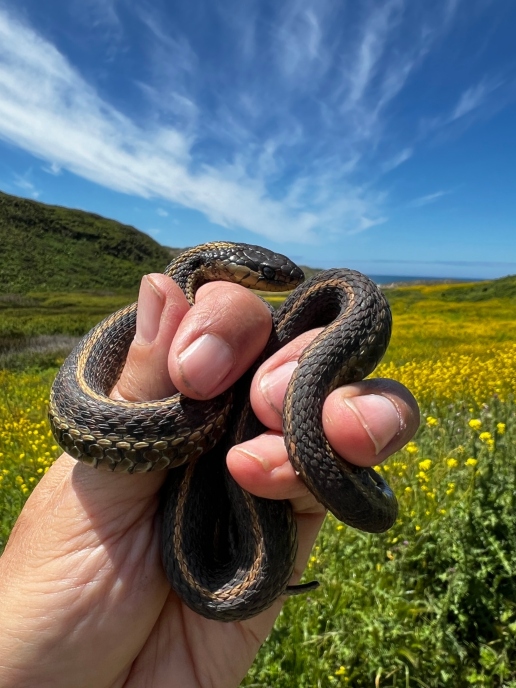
[42,162,62,176]
[13,172,40,198]
[274,0,331,81]
[451,79,501,121]
[156,208,169,217]
[346,0,404,107]
[0,6,386,242]
[382,147,413,173]
[408,190,451,207]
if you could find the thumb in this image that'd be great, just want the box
[113,274,189,402]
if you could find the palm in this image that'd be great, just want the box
[13,455,282,688]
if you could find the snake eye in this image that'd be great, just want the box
[261,265,277,282]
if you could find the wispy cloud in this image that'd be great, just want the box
[42,162,62,176]
[382,147,413,173]
[451,78,502,121]
[274,0,329,80]
[13,172,40,198]
[346,0,404,107]
[408,190,452,207]
[421,75,506,138]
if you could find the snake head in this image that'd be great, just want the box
[233,244,304,292]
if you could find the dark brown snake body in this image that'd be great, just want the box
[49,241,397,621]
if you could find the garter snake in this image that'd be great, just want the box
[49,241,397,621]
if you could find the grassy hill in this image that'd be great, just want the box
[0,191,172,293]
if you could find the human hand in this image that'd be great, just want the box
[0,274,419,688]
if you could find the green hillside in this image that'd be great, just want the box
[383,274,516,304]
[0,191,173,293]
[438,273,516,300]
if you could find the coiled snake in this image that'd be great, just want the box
[49,241,397,621]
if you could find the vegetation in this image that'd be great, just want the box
[0,190,172,293]
[245,399,515,687]
[0,207,515,686]
[1,285,515,686]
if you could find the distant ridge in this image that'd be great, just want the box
[0,190,172,293]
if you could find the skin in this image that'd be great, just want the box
[0,275,419,688]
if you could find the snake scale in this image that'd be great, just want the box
[49,241,398,621]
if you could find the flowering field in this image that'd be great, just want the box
[1,282,515,686]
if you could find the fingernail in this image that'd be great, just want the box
[178,334,234,396]
[135,276,164,345]
[260,361,298,415]
[342,394,401,455]
[235,447,273,472]
[231,435,287,473]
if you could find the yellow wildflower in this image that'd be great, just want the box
[468,419,482,431]
[335,666,347,676]
[497,423,506,435]
[446,458,458,468]
[404,442,418,455]
[478,432,492,442]
[465,458,478,467]
[426,416,438,427]
[418,459,432,471]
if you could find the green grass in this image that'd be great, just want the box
[244,398,516,687]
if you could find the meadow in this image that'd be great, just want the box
[1,281,515,687]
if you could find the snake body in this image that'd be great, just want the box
[49,241,397,621]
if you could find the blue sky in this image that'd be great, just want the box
[1,0,515,279]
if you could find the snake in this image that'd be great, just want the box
[48,241,398,622]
